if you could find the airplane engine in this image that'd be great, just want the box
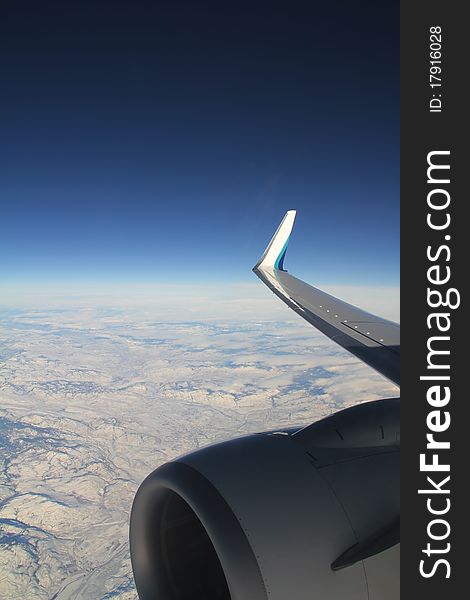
[130,398,400,600]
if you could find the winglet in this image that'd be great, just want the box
[252,209,400,386]
[253,210,296,273]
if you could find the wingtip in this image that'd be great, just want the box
[253,210,297,273]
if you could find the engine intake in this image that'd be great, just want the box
[130,399,400,600]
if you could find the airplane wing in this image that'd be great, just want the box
[253,211,400,386]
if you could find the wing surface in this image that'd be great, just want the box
[253,211,400,386]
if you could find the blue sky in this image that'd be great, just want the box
[1,1,399,289]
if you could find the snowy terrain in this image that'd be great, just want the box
[0,291,397,599]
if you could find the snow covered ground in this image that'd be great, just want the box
[0,291,397,599]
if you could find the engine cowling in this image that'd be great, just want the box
[130,398,399,600]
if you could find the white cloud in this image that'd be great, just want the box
[0,281,399,322]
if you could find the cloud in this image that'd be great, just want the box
[0,281,399,322]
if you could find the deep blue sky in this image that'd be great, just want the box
[2,1,399,288]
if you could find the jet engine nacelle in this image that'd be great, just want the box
[130,398,399,600]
